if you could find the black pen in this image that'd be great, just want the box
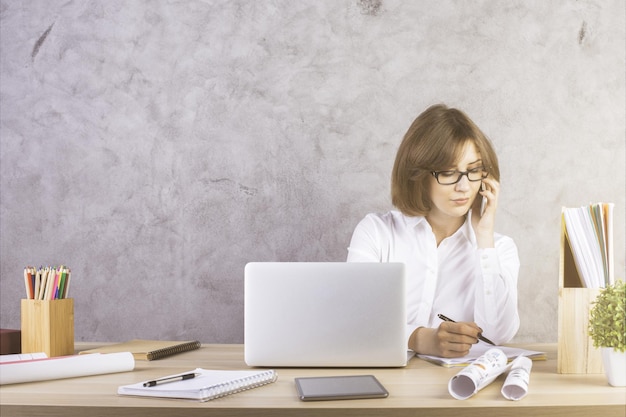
[143,372,200,387]
[437,314,496,346]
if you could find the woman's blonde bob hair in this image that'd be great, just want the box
[391,104,500,217]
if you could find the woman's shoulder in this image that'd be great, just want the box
[358,210,424,229]
[494,231,518,248]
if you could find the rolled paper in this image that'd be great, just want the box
[501,356,532,400]
[0,352,135,385]
[448,348,508,400]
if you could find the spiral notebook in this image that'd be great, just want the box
[79,339,201,360]
[117,368,277,401]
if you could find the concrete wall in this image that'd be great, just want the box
[1,0,624,344]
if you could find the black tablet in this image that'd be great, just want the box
[294,375,389,401]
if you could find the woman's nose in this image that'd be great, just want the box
[455,174,471,191]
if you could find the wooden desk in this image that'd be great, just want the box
[1,343,624,417]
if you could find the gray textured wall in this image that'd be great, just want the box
[1,0,624,344]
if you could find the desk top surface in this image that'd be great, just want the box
[1,343,625,417]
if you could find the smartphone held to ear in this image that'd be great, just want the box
[475,182,486,215]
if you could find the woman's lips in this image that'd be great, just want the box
[452,198,470,205]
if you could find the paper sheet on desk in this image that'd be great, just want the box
[417,344,546,367]
[0,352,47,362]
[0,352,135,385]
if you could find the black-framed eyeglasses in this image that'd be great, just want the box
[431,167,488,185]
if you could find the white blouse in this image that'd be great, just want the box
[346,209,520,346]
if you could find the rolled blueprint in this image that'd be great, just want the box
[501,355,532,400]
[448,348,508,400]
[0,352,135,385]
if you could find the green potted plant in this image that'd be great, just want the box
[588,280,626,386]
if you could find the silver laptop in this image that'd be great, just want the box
[244,262,407,367]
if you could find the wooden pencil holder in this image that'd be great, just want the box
[557,213,603,374]
[20,299,74,357]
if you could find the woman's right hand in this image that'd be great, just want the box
[410,321,482,358]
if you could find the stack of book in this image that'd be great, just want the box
[562,202,614,288]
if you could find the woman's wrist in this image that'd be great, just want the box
[475,231,495,249]
[409,327,437,355]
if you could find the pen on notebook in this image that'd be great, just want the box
[437,314,496,346]
[143,372,200,387]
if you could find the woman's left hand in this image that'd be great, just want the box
[471,177,499,248]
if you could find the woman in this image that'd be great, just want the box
[347,104,520,358]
